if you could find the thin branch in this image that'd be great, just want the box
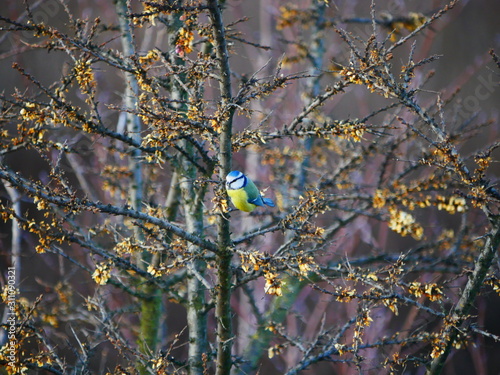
[0,166,218,253]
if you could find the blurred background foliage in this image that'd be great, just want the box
[1,0,500,374]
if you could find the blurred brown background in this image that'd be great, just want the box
[1,1,500,374]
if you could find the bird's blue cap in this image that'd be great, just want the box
[227,170,242,178]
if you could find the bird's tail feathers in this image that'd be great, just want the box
[263,197,275,207]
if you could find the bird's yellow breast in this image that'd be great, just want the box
[227,188,256,212]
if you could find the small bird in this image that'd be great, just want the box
[225,170,275,212]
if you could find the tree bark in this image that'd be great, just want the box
[427,214,500,374]
[207,0,235,373]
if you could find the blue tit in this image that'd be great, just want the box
[225,170,275,212]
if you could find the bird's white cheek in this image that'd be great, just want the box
[229,180,245,190]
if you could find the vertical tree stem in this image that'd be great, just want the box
[114,0,160,371]
[180,142,208,375]
[427,215,500,374]
[4,184,21,279]
[207,1,234,373]
[114,0,143,213]
[162,6,210,370]
[0,183,21,347]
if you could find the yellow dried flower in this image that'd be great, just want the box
[436,195,467,214]
[373,189,387,208]
[388,207,423,240]
[268,344,284,358]
[147,263,168,277]
[383,298,399,315]
[175,28,194,57]
[264,271,283,296]
[92,262,111,285]
[74,58,95,94]
[424,283,443,302]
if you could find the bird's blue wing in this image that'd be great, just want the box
[249,196,275,207]
[248,196,264,206]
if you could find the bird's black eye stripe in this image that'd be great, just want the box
[227,174,246,186]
